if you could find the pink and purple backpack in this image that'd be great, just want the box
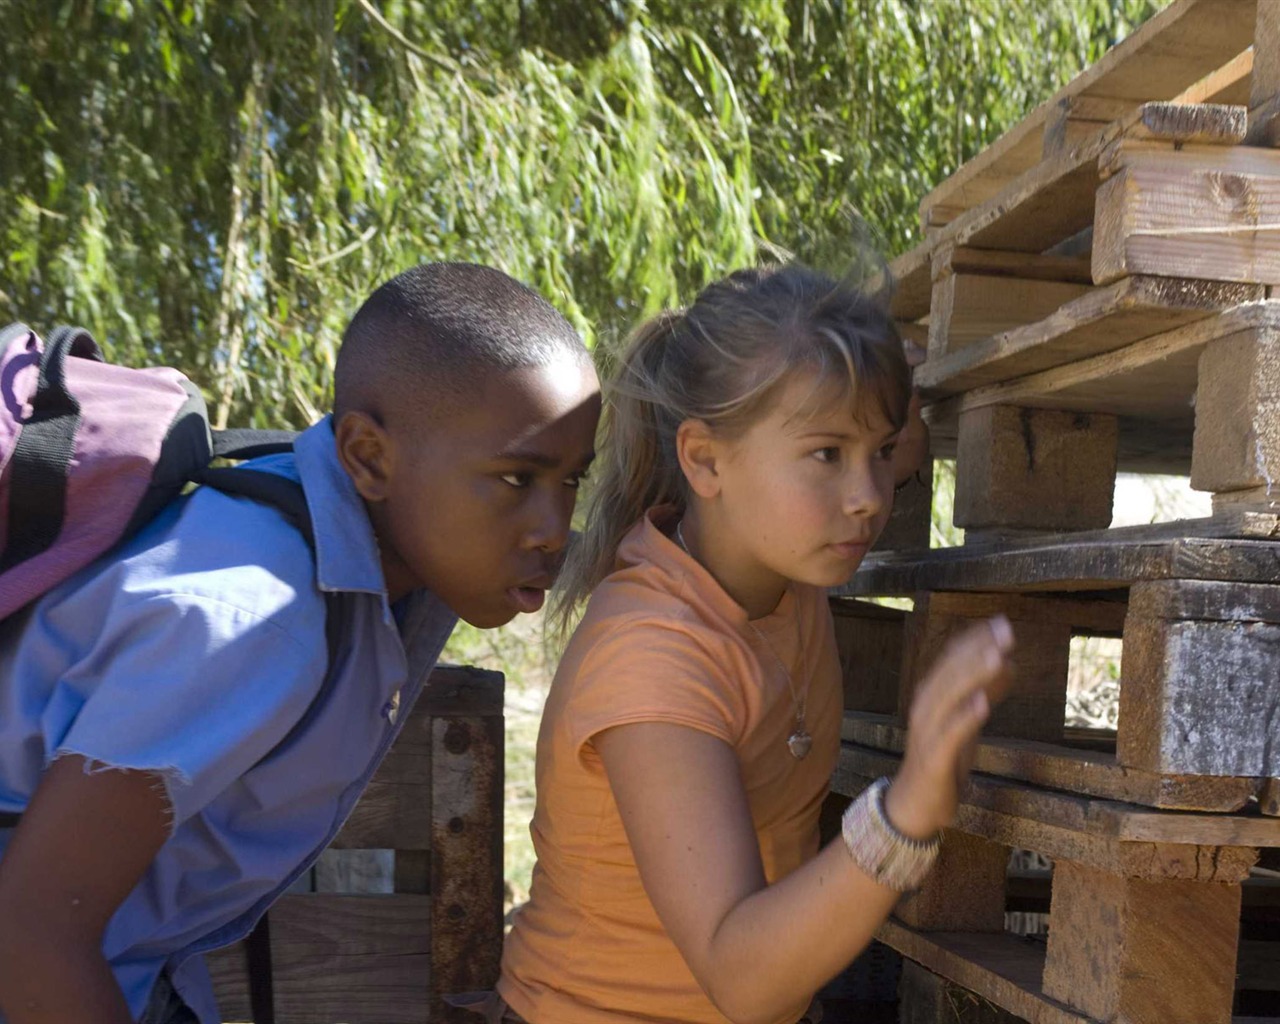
[0,323,311,618]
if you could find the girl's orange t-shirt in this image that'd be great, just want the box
[499,510,843,1024]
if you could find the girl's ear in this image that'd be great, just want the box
[676,419,724,500]
[335,410,395,502]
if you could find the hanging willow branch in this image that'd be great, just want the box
[1,0,1163,429]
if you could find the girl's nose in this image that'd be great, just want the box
[843,465,886,519]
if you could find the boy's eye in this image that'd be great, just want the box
[501,472,532,489]
[875,441,897,462]
[812,446,841,464]
[565,470,589,490]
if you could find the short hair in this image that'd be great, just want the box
[334,262,589,421]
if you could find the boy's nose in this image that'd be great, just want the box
[524,493,573,553]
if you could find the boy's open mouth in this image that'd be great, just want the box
[508,585,547,613]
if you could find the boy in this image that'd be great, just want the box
[0,263,601,1024]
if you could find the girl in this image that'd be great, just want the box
[489,265,1014,1024]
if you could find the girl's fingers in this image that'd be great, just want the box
[987,614,1015,653]
[912,618,1012,734]
[927,688,990,771]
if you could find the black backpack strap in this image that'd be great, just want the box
[245,913,275,1024]
[210,428,299,462]
[0,327,103,571]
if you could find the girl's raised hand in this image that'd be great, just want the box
[883,616,1015,840]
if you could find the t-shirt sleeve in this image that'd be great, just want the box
[565,619,750,770]
[48,585,327,830]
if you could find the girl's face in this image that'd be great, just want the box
[711,369,899,595]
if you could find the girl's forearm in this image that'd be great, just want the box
[702,838,900,1024]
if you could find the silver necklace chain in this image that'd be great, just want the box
[674,520,813,759]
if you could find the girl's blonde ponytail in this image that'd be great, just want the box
[552,310,688,634]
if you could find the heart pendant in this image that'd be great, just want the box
[787,728,813,760]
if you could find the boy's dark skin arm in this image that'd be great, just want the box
[0,755,170,1024]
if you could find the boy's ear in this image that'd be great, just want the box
[676,419,723,499]
[335,411,395,502]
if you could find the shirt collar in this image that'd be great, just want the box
[293,416,388,599]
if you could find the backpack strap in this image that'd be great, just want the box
[210,429,300,462]
[244,912,276,1024]
[0,327,104,571]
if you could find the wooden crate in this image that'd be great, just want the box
[206,665,504,1024]
[831,746,1280,1024]
[861,4,1280,1021]
[832,571,1280,810]
[889,0,1271,328]
[873,1,1280,537]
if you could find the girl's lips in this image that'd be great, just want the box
[830,541,871,560]
[508,586,547,613]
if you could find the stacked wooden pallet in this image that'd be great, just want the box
[832,2,1280,1021]
[206,665,505,1024]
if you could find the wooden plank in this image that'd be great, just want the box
[1248,0,1280,144]
[954,406,1118,532]
[923,591,1127,632]
[932,103,1239,249]
[1191,323,1280,495]
[836,743,1279,854]
[1262,777,1280,816]
[1095,144,1280,286]
[1172,49,1254,107]
[899,593,1072,744]
[949,301,1280,419]
[1117,100,1247,145]
[1119,614,1280,778]
[1050,101,1246,160]
[944,128,1113,255]
[207,893,432,1024]
[898,959,1024,1024]
[332,700,432,851]
[429,708,504,1022]
[1042,860,1241,1023]
[937,247,1094,286]
[890,241,934,322]
[332,665,501,851]
[1042,97,1125,160]
[841,712,1260,813]
[919,0,1257,224]
[895,829,1008,932]
[838,514,1280,596]
[1128,578,1280,623]
[916,275,1261,397]
[876,455,933,551]
[930,274,1092,355]
[879,921,1092,1024]
[830,598,905,715]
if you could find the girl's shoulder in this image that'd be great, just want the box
[573,567,739,656]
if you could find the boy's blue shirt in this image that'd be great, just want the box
[0,416,458,1023]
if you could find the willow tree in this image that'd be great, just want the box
[1,0,1163,429]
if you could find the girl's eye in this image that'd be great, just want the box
[565,471,588,490]
[813,446,841,464]
[875,442,897,462]
[501,472,532,489]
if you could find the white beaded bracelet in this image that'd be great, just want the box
[841,777,941,893]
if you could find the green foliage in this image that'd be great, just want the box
[2,0,1165,429]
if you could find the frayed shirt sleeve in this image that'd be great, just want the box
[48,587,327,831]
